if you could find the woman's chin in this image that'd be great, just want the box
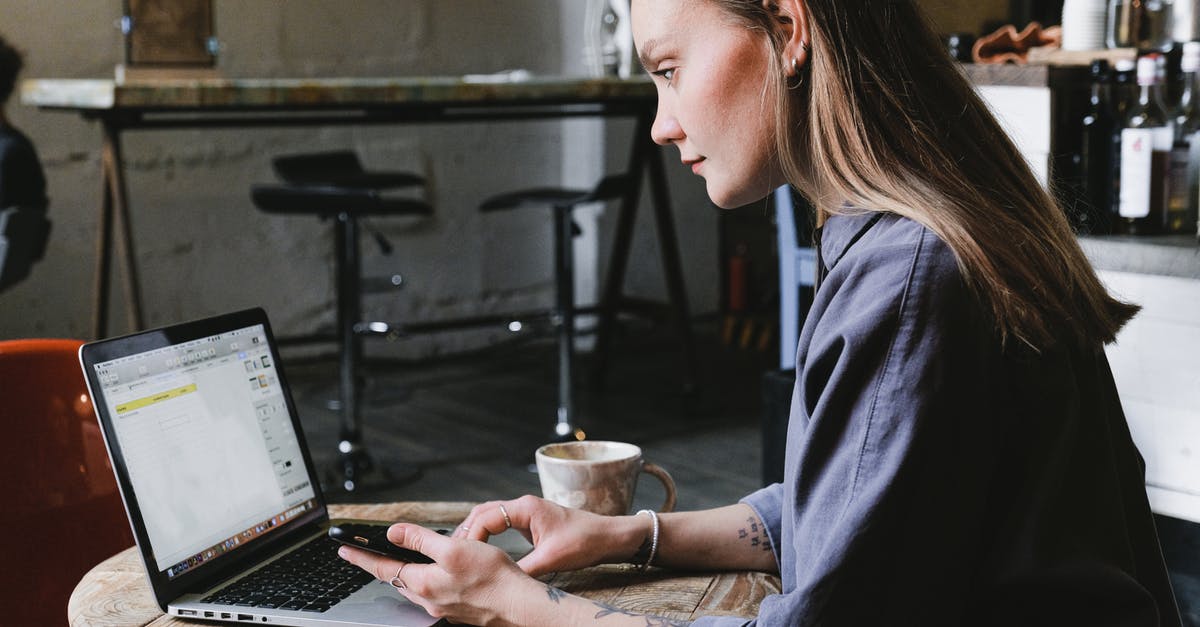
[706,182,769,210]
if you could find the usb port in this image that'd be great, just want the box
[221,612,232,619]
[204,611,214,617]
[238,614,253,621]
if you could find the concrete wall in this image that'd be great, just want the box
[0,0,717,356]
[917,0,1010,35]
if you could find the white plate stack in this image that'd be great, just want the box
[1063,0,1110,50]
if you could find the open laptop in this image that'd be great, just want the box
[79,308,439,627]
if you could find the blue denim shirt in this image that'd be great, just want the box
[694,212,1179,626]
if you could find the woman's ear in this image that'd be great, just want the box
[766,0,810,76]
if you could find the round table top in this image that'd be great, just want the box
[68,502,779,626]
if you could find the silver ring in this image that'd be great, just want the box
[499,504,512,530]
[389,564,407,590]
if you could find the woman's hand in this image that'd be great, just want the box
[338,522,544,626]
[454,495,644,576]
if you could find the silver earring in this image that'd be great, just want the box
[791,58,798,74]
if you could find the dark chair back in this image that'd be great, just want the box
[0,339,133,626]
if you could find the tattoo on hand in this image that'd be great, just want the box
[546,585,567,604]
[737,516,773,553]
[594,601,688,626]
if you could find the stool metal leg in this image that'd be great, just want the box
[553,205,579,441]
[335,212,371,491]
[331,211,420,492]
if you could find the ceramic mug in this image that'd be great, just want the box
[535,441,677,516]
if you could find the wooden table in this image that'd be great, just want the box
[20,76,696,388]
[68,502,780,626]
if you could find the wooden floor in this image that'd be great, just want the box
[281,320,773,513]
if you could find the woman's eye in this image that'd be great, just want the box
[653,68,675,83]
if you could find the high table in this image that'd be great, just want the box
[68,502,781,626]
[20,75,696,386]
[23,76,699,490]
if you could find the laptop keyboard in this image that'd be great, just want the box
[201,530,376,613]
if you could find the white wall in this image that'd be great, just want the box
[1101,270,1200,523]
[0,1,717,356]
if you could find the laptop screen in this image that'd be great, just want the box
[89,320,318,580]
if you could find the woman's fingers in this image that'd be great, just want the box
[337,544,403,584]
[338,527,453,601]
[387,523,453,565]
[455,500,503,539]
[465,501,517,541]
[338,524,531,625]
[458,496,542,541]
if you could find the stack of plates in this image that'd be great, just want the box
[1062,0,1110,51]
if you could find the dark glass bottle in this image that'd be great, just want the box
[1109,58,1138,224]
[1118,54,1173,235]
[1168,42,1200,234]
[1080,60,1116,234]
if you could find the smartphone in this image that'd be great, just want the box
[328,523,436,563]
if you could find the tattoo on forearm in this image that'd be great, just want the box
[594,601,688,626]
[546,585,567,604]
[737,515,773,553]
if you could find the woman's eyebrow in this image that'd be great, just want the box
[637,37,663,71]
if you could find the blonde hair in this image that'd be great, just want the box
[707,0,1138,352]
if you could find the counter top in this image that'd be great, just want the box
[20,75,654,112]
[1080,234,1200,280]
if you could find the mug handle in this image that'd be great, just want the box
[641,462,677,513]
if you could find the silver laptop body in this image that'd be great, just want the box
[79,308,438,627]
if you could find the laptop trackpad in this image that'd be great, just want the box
[327,580,440,626]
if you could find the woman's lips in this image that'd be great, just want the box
[684,157,705,174]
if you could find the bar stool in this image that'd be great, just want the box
[479,174,629,442]
[251,152,432,492]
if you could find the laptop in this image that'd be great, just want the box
[79,308,439,627]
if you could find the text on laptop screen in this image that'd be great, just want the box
[92,324,317,578]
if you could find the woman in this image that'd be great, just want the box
[340,0,1181,624]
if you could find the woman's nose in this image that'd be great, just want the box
[650,104,683,146]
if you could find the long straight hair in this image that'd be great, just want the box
[709,0,1138,352]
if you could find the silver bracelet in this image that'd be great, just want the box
[635,509,659,571]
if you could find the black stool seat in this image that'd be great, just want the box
[273,150,425,189]
[251,184,433,218]
[251,150,431,492]
[477,173,630,442]
[479,174,629,212]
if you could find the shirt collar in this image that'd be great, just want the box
[816,211,886,274]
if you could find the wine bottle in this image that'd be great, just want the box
[1081,60,1116,234]
[1169,41,1200,234]
[1119,54,1173,235]
[1109,58,1138,224]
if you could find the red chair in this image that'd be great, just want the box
[0,339,133,626]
